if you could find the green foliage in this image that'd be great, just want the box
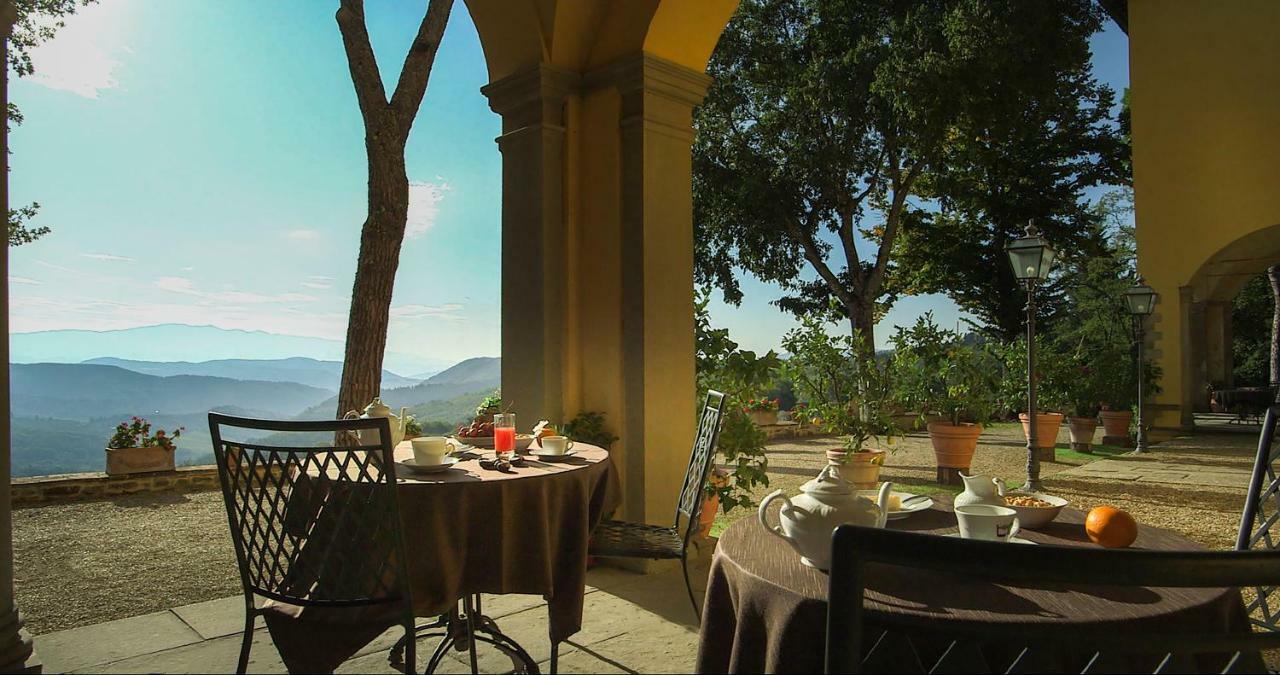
[107,416,182,451]
[781,310,897,458]
[474,391,503,419]
[563,411,619,449]
[1233,273,1273,387]
[403,415,423,437]
[695,291,776,512]
[889,313,1000,426]
[8,202,49,247]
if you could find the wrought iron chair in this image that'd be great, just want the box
[209,412,418,674]
[827,525,1280,674]
[1237,404,1280,631]
[587,389,727,620]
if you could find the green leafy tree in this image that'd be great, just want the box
[1233,273,1273,387]
[891,1,1128,341]
[889,313,1001,426]
[5,0,96,246]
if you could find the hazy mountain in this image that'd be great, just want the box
[9,324,452,375]
[83,356,418,390]
[422,357,500,387]
[9,363,333,420]
[295,357,500,419]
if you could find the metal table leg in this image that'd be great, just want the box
[390,595,541,674]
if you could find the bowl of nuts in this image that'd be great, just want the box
[1002,491,1069,529]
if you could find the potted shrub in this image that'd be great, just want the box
[998,337,1069,461]
[403,414,423,441]
[811,360,899,490]
[1063,357,1103,453]
[106,416,182,476]
[891,315,999,485]
[742,397,780,427]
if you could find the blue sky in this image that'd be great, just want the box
[6,1,1130,373]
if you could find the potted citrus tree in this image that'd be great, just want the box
[1000,337,1070,461]
[1064,355,1103,453]
[810,359,899,489]
[106,416,182,476]
[891,315,999,485]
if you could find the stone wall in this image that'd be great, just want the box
[12,466,220,506]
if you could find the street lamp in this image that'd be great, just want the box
[1124,278,1158,454]
[1006,221,1056,492]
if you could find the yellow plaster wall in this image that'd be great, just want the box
[1129,0,1280,427]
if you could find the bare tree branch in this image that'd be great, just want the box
[336,0,389,124]
[389,0,455,132]
[782,211,855,308]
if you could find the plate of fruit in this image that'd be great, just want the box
[452,422,534,451]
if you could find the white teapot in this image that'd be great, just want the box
[343,398,409,448]
[758,462,892,571]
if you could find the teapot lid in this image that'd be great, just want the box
[800,462,854,496]
[363,398,392,417]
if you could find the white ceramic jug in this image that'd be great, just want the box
[758,462,892,571]
[954,473,1007,509]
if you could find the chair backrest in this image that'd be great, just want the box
[208,412,413,609]
[674,390,727,533]
[827,525,1280,674]
[1237,404,1280,630]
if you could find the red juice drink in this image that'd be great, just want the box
[494,413,516,459]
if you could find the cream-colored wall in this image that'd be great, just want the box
[1130,0,1280,428]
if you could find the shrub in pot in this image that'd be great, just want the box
[810,358,899,490]
[106,416,182,476]
[997,336,1071,461]
[890,314,999,484]
[742,397,780,426]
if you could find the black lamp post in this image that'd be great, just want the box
[1005,222,1056,492]
[1124,278,1158,454]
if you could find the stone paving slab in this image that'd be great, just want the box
[172,596,262,641]
[1055,457,1252,490]
[35,610,203,674]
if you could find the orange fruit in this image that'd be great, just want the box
[1085,505,1138,548]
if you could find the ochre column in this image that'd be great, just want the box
[1177,286,1199,429]
[1204,301,1233,389]
[482,66,581,426]
[604,54,709,523]
[0,1,39,671]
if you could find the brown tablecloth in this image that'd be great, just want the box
[696,497,1259,674]
[264,442,619,673]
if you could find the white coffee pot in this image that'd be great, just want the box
[954,472,1007,509]
[343,398,409,448]
[758,462,892,570]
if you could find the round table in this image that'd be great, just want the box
[696,497,1255,674]
[391,440,619,645]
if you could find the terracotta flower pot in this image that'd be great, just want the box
[828,449,886,489]
[105,446,175,476]
[1019,412,1065,448]
[748,410,778,426]
[1067,417,1099,452]
[927,422,983,469]
[1100,409,1134,445]
[699,470,729,537]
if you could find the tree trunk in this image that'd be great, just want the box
[1269,264,1280,386]
[336,138,410,417]
[849,300,877,360]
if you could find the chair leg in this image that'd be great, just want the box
[550,640,559,674]
[403,622,417,675]
[236,609,254,675]
[681,553,701,623]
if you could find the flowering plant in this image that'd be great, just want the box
[741,397,780,413]
[107,417,183,451]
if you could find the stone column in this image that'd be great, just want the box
[607,54,710,522]
[482,65,581,426]
[1204,300,1234,389]
[0,1,39,671]
[1178,285,1200,429]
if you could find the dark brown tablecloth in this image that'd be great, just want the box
[696,497,1258,674]
[264,442,619,672]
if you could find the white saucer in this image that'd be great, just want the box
[882,491,934,520]
[945,533,1037,545]
[398,456,459,474]
[527,449,578,462]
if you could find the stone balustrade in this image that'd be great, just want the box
[11,466,220,506]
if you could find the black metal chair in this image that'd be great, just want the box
[1237,404,1280,631]
[209,413,418,674]
[587,389,727,620]
[827,525,1280,674]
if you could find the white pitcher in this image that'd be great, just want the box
[954,473,1007,509]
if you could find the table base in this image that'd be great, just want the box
[390,595,541,674]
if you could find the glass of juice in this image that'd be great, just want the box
[494,413,516,460]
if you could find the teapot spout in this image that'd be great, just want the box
[875,481,893,528]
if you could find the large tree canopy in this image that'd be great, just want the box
[695,0,1126,347]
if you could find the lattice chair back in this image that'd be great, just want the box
[828,525,1280,674]
[1237,404,1280,631]
[208,413,413,610]
[674,390,727,535]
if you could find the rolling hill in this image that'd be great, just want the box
[83,356,419,390]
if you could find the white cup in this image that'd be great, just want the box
[410,436,453,465]
[540,435,575,455]
[955,504,1021,542]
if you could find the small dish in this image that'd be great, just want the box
[1001,491,1068,529]
[527,449,578,462]
[398,456,460,474]
[452,434,535,452]
[855,490,932,520]
[945,533,1037,545]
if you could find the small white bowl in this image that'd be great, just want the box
[1002,491,1068,529]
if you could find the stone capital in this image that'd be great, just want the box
[587,53,712,143]
[481,64,581,132]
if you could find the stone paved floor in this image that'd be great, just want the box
[32,553,713,674]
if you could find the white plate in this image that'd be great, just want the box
[527,449,578,462]
[857,490,933,520]
[945,533,1037,545]
[397,456,460,474]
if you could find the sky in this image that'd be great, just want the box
[6,1,1131,374]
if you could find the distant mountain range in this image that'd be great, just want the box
[9,324,458,376]
[7,355,501,478]
[83,356,420,390]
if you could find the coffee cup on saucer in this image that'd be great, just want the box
[955,504,1021,542]
[410,436,453,465]
[539,435,574,456]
